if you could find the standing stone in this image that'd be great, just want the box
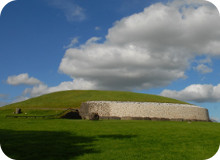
[15,108,22,114]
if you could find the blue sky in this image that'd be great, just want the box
[0,0,220,121]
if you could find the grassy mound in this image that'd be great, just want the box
[1,90,188,109]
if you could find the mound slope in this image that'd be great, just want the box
[1,90,188,109]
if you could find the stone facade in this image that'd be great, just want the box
[80,101,210,121]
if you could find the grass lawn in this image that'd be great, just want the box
[0,90,218,160]
[0,114,219,160]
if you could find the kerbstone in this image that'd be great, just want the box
[80,101,210,121]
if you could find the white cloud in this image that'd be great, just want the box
[64,37,79,49]
[197,57,212,64]
[193,56,213,74]
[7,73,42,86]
[48,79,96,93]
[24,78,96,97]
[59,0,220,90]
[85,37,102,45]
[47,0,85,22]
[12,96,29,103]
[194,64,213,74]
[24,84,48,97]
[160,83,220,102]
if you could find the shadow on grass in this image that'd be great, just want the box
[0,129,98,160]
[98,134,137,139]
[0,129,137,160]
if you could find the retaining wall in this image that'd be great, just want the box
[80,101,210,121]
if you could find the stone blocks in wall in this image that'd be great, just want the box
[80,101,210,121]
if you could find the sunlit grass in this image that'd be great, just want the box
[0,117,219,160]
[0,90,217,160]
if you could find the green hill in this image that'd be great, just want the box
[2,90,188,109]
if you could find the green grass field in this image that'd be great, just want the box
[0,117,219,160]
[0,90,219,160]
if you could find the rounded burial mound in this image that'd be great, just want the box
[80,101,210,122]
[1,90,189,109]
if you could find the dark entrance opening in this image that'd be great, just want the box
[60,109,82,119]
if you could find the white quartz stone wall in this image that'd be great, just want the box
[80,101,210,121]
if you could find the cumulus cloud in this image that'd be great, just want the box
[193,56,213,74]
[64,37,79,49]
[58,0,220,90]
[194,64,213,74]
[197,57,212,64]
[12,96,29,103]
[7,73,42,86]
[160,83,220,103]
[24,78,96,97]
[47,0,85,22]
